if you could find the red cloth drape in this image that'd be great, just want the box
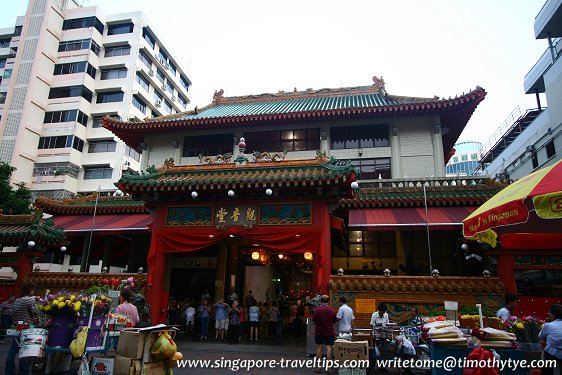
[147,226,323,285]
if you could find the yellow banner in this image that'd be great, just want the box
[355,299,376,314]
[533,192,562,219]
[471,229,498,248]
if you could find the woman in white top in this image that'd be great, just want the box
[370,302,390,327]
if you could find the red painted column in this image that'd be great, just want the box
[148,250,167,324]
[321,205,331,295]
[496,253,516,294]
[15,251,34,296]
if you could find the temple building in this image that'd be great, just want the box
[99,78,504,322]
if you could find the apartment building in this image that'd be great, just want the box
[0,0,191,198]
[479,0,561,180]
[446,141,482,176]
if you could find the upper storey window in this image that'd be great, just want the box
[244,129,320,152]
[62,17,104,35]
[183,134,233,157]
[331,124,389,149]
[143,28,155,49]
[108,22,134,35]
[0,38,11,48]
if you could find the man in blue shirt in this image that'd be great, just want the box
[539,304,562,375]
[214,298,229,341]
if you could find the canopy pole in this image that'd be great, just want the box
[423,186,433,275]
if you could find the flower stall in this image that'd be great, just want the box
[6,273,184,374]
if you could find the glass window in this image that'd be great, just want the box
[461,154,468,162]
[546,140,556,159]
[53,62,96,78]
[142,28,155,49]
[32,162,80,179]
[162,100,172,114]
[58,39,99,54]
[90,39,100,55]
[168,62,176,76]
[180,76,190,92]
[470,153,478,161]
[91,114,120,128]
[104,45,130,57]
[0,38,11,48]
[351,158,391,179]
[43,109,88,126]
[38,135,83,151]
[0,92,6,104]
[139,50,151,68]
[0,59,5,69]
[96,91,123,103]
[100,67,127,80]
[88,140,116,153]
[244,129,320,152]
[3,69,12,79]
[183,133,233,157]
[348,230,396,257]
[14,26,22,37]
[62,17,104,35]
[153,90,163,102]
[531,153,539,169]
[165,80,173,93]
[107,22,134,35]
[84,166,113,179]
[331,124,389,149]
[125,145,141,161]
[135,73,149,92]
[158,49,168,64]
[132,95,147,114]
[155,69,165,83]
[178,94,188,109]
[48,86,93,102]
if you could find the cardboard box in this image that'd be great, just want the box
[114,354,141,375]
[143,362,165,375]
[117,330,146,359]
[334,340,369,361]
[91,357,114,375]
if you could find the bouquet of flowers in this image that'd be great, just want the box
[102,276,135,290]
[78,294,112,316]
[504,316,544,343]
[38,290,81,316]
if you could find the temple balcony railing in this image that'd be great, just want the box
[357,175,491,189]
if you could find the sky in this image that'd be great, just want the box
[1,0,548,147]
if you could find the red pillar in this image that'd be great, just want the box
[15,252,35,296]
[496,253,516,294]
[148,250,167,324]
[321,205,331,295]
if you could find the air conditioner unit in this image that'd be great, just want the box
[154,52,160,60]
[155,100,161,107]
[161,84,166,91]
[526,145,535,153]
[164,62,170,70]
[171,96,176,102]
[148,69,155,77]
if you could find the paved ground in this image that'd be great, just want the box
[0,333,385,374]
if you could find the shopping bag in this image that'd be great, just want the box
[462,347,500,375]
[398,334,416,356]
[70,327,88,358]
[150,331,177,360]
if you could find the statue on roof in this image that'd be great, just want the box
[213,89,224,102]
[372,76,386,95]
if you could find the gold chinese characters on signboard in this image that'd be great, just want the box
[355,299,376,314]
[215,205,258,226]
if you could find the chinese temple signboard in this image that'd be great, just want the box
[165,203,312,227]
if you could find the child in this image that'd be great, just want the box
[185,303,195,336]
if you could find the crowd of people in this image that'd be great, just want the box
[167,288,318,344]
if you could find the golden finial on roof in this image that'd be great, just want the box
[372,76,386,95]
[213,89,224,102]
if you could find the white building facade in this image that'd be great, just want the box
[0,0,191,197]
[480,0,562,180]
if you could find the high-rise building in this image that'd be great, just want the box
[446,141,482,176]
[0,0,191,198]
[478,0,561,180]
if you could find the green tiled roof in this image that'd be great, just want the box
[118,157,357,193]
[35,195,148,214]
[338,184,503,207]
[0,213,66,247]
[176,91,403,121]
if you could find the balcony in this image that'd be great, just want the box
[524,37,562,94]
[358,175,490,189]
[535,0,562,39]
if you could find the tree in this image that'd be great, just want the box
[0,162,33,215]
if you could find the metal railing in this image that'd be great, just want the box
[359,175,490,188]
